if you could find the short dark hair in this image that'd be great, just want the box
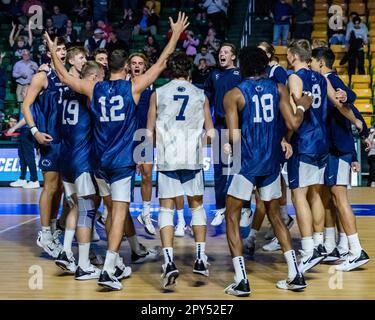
[108,49,128,73]
[312,47,335,69]
[167,52,193,79]
[239,46,268,78]
[219,42,237,60]
[9,114,19,121]
[288,39,311,63]
[46,36,66,53]
[94,48,108,58]
[353,16,361,24]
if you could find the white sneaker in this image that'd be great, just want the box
[211,208,226,226]
[337,245,349,260]
[276,273,307,291]
[98,270,123,290]
[92,225,100,242]
[298,248,325,274]
[335,250,370,272]
[131,244,160,264]
[262,237,281,252]
[22,181,40,189]
[137,211,156,235]
[36,231,61,258]
[244,235,256,256]
[240,208,253,228]
[10,179,27,187]
[55,250,77,274]
[75,264,101,280]
[371,182,375,187]
[89,249,105,265]
[224,277,251,297]
[193,254,210,277]
[52,230,63,253]
[174,221,186,237]
[161,262,179,289]
[114,256,132,280]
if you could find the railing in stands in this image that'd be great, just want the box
[240,0,255,48]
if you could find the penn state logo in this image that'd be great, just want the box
[255,85,264,92]
[312,74,317,82]
[177,86,186,92]
[41,159,52,167]
[233,70,240,76]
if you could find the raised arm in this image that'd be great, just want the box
[9,23,16,47]
[132,12,189,100]
[45,32,95,100]
[27,20,33,46]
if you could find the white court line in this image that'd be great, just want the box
[0,217,39,234]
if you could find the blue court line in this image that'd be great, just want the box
[0,203,374,216]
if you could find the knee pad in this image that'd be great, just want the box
[191,205,207,226]
[158,207,174,230]
[77,197,96,228]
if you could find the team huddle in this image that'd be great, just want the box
[21,12,371,297]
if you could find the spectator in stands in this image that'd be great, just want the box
[73,0,90,22]
[204,27,221,54]
[345,16,367,76]
[293,0,314,41]
[143,35,160,64]
[84,28,107,55]
[97,20,113,40]
[194,44,216,67]
[183,30,200,56]
[34,37,50,65]
[78,20,93,44]
[202,0,229,36]
[52,5,68,30]
[167,27,188,49]
[106,31,129,54]
[59,20,78,46]
[254,0,273,21]
[10,0,25,25]
[0,52,6,119]
[7,114,40,189]
[192,57,212,88]
[118,8,137,44]
[9,21,33,62]
[311,39,327,49]
[44,18,58,38]
[133,6,158,36]
[368,128,375,187]
[195,1,207,23]
[4,114,20,137]
[146,0,161,17]
[93,0,109,23]
[271,0,293,46]
[94,48,108,72]
[346,12,368,38]
[12,49,38,103]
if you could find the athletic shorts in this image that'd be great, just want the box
[94,167,135,202]
[324,152,352,187]
[39,143,60,172]
[226,170,281,202]
[287,153,328,189]
[62,172,97,198]
[157,169,204,199]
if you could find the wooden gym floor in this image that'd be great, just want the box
[0,187,374,300]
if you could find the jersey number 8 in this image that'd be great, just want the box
[311,84,322,109]
[99,95,125,122]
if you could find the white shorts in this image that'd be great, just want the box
[157,169,204,199]
[63,172,96,198]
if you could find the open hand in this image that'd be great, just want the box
[169,12,190,36]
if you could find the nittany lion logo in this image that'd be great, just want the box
[177,86,186,92]
[255,85,264,92]
[41,159,52,167]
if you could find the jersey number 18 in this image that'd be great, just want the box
[252,94,274,123]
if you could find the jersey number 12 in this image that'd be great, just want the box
[99,95,125,122]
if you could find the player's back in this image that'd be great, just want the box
[91,79,137,170]
[238,77,281,176]
[156,79,205,171]
[293,68,328,155]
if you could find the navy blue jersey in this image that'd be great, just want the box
[291,69,328,155]
[204,67,241,118]
[90,80,137,170]
[237,77,282,176]
[32,68,65,143]
[137,87,153,129]
[266,64,288,85]
[325,71,368,160]
[60,87,92,175]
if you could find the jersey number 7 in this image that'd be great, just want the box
[174,95,189,121]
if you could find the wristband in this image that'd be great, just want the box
[297,105,305,113]
[30,126,39,136]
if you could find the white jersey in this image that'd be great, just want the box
[156,79,206,171]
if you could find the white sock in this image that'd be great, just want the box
[280,205,288,221]
[78,242,91,269]
[313,232,324,247]
[248,228,258,239]
[177,209,185,225]
[163,247,173,264]
[128,235,142,254]
[50,219,57,234]
[232,256,247,282]
[41,226,52,241]
[142,201,151,215]
[196,242,206,260]
[301,236,314,254]
[63,229,75,254]
[102,205,108,220]
[324,227,336,253]
[338,233,349,252]
[103,250,118,273]
[284,250,299,279]
[347,233,362,255]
